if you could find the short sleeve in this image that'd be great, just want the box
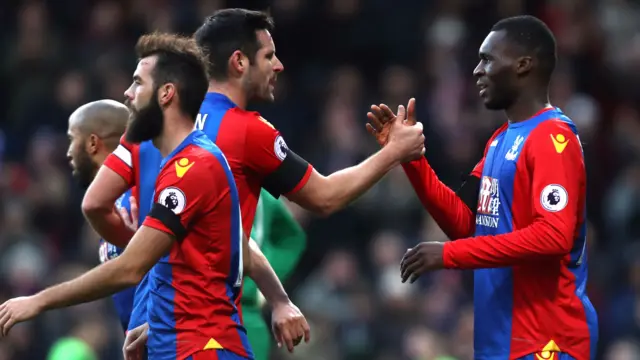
[142,153,218,241]
[104,134,137,187]
[244,114,312,198]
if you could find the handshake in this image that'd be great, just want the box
[365,98,425,163]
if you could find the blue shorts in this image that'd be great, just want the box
[186,349,250,360]
[519,352,576,360]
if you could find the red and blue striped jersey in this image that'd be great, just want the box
[404,107,598,360]
[141,130,251,360]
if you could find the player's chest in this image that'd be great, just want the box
[476,130,531,226]
[481,130,530,186]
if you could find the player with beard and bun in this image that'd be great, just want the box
[0,33,253,360]
[368,16,597,360]
[66,99,139,332]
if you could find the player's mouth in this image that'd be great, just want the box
[477,81,489,97]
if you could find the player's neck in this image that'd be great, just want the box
[208,81,248,110]
[154,113,195,158]
[505,93,551,123]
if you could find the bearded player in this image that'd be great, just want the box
[0,33,254,360]
[66,99,138,332]
[368,16,597,360]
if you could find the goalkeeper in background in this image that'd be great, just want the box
[244,189,306,360]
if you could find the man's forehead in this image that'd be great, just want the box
[256,30,275,50]
[135,56,157,76]
[479,30,508,55]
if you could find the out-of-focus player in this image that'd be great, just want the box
[0,33,254,360]
[244,189,306,360]
[65,99,137,332]
[368,16,597,360]
[85,8,426,356]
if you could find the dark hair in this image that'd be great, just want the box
[194,8,275,81]
[135,32,209,120]
[491,15,557,82]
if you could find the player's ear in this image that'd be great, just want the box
[86,134,99,155]
[157,83,176,107]
[515,56,533,76]
[229,50,249,76]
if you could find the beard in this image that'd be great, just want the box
[72,149,97,189]
[125,95,164,144]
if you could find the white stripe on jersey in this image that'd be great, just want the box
[113,144,132,167]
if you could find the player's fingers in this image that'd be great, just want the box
[119,207,131,225]
[406,98,416,125]
[300,317,311,343]
[2,317,14,337]
[277,324,295,352]
[368,107,385,130]
[380,104,395,122]
[403,258,424,283]
[395,105,406,126]
[365,122,377,136]
[409,273,420,284]
[129,196,139,226]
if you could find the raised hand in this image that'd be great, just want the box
[366,98,417,146]
[383,103,425,163]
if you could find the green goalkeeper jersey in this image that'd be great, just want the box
[242,189,306,306]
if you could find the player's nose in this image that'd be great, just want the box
[473,62,485,78]
[273,56,284,73]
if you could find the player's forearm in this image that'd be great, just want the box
[313,146,400,215]
[246,240,290,305]
[34,258,141,311]
[443,221,574,269]
[402,157,475,239]
[82,207,133,248]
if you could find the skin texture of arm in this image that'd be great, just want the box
[81,166,134,247]
[36,226,172,311]
[287,147,401,216]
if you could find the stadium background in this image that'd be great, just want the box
[1,0,639,359]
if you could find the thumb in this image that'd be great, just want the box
[396,104,406,123]
[126,334,145,351]
[406,98,416,125]
[129,197,139,225]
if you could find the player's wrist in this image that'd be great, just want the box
[31,292,49,313]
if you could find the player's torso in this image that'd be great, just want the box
[472,109,596,360]
[196,93,264,235]
[146,134,251,360]
[98,190,136,331]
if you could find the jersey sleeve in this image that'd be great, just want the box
[103,134,137,187]
[244,114,313,198]
[142,154,217,241]
[443,121,585,268]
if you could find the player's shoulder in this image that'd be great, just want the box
[526,117,581,155]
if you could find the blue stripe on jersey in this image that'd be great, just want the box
[100,189,135,331]
[473,108,571,358]
[557,119,599,359]
[127,141,163,331]
[194,93,237,141]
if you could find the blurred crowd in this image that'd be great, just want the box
[1,0,640,359]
